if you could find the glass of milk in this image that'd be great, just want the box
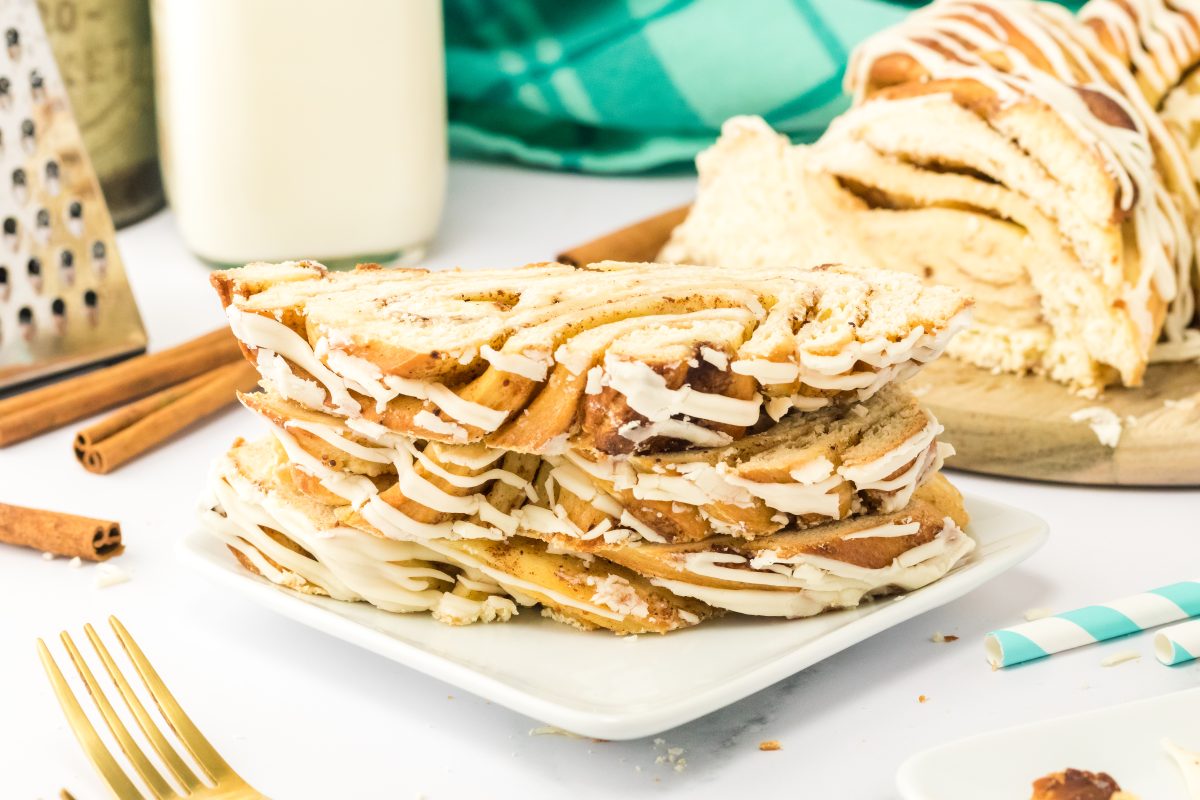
[151,0,446,268]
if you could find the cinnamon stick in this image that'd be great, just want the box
[557,204,691,267]
[0,502,123,560]
[0,327,243,447]
[74,360,260,474]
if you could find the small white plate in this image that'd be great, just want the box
[898,687,1200,799]
[179,494,1046,740]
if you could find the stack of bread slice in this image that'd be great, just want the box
[201,259,975,634]
[662,0,1200,396]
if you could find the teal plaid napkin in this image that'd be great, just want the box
[445,0,1083,173]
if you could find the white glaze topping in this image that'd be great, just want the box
[202,460,517,619]
[228,305,512,431]
[617,419,734,448]
[228,283,963,446]
[228,306,359,414]
[480,344,550,381]
[651,517,974,616]
[601,355,763,426]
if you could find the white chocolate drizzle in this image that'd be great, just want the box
[601,355,763,426]
[202,460,517,620]
[651,517,974,617]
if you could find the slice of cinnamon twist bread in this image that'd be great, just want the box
[204,434,972,627]
[203,255,976,633]
[237,383,952,547]
[212,259,969,452]
[206,437,715,634]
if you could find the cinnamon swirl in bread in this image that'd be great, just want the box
[213,259,969,452]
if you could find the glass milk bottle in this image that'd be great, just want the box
[150,0,446,268]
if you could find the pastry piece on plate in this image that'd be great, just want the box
[211,259,970,451]
[203,436,715,634]
[1030,767,1139,800]
[223,384,974,624]
[661,0,1200,394]
[239,382,953,547]
[202,437,517,626]
[202,256,976,634]
[589,475,973,618]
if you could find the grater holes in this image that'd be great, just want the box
[59,248,74,285]
[2,215,16,249]
[0,76,10,109]
[26,256,41,292]
[34,207,49,244]
[29,68,43,100]
[50,297,66,333]
[44,160,59,194]
[0,265,7,301]
[91,240,107,276]
[17,305,33,340]
[67,199,83,236]
[11,166,25,204]
[20,118,34,152]
[83,289,99,325]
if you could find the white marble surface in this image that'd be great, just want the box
[1,161,1197,799]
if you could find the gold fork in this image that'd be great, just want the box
[38,616,265,800]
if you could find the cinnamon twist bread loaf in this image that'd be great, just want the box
[662,0,1200,394]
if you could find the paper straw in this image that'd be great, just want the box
[1155,619,1200,666]
[985,580,1200,668]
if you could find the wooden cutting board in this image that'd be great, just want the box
[558,207,1200,486]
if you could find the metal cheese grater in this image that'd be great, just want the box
[0,0,146,390]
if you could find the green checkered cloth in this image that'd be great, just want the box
[446,0,1083,173]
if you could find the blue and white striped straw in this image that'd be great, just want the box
[1155,619,1200,666]
[985,580,1200,668]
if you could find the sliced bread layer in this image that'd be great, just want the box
[213,259,969,452]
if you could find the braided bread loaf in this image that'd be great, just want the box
[662,0,1200,394]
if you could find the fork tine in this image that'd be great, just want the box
[37,639,144,800]
[61,631,178,800]
[108,617,235,780]
[86,623,206,786]
[86,624,206,793]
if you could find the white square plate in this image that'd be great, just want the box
[179,493,1047,740]
[897,687,1200,799]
